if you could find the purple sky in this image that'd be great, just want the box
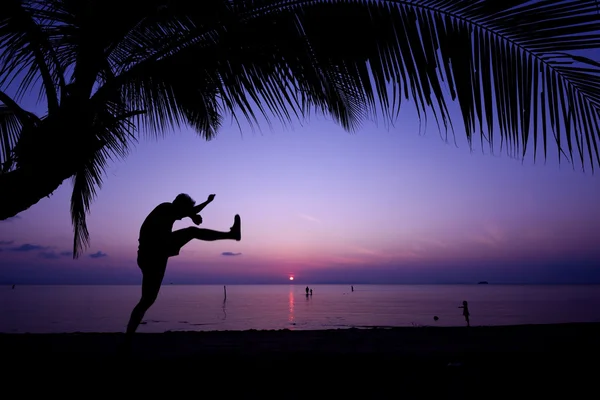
[2,26,600,286]
[1,96,599,285]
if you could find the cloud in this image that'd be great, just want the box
[0,241,73,258]
[222,252,242,256]
[298,213,321,223]
[39,251,60,259]
[89,251,108,259]
[39,250,72,259]
[10,243,46,252]
[470,223,506,247]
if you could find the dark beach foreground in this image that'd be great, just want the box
[2,323,599,396]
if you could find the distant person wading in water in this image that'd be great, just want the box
[124,193,241,348]
[459,300,470,327]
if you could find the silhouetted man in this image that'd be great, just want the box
[124,193,241,348]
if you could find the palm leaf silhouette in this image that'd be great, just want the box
[1,0,599,257]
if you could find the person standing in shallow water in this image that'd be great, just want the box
[124,193,241,348]
[459,300,470,327]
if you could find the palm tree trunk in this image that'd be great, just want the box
[0,165,73,220]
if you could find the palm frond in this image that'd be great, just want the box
[0,89,41,172]
[0,106,21,172]
[5,0,600,257]
[267,0,600,169]
[0,88,40,124]
[70,155,100,259]
[92,3,370,138]
[70,102,140,258]
[0,0,66,111]
[86,0,600,170]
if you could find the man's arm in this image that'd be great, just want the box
[192,194,215,215]
[187,194,215,224]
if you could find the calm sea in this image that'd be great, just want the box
[1,284,600,333]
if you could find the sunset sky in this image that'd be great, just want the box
[2,26,600,285]
[2,93,599,285]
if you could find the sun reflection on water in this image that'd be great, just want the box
[288,287,295,326]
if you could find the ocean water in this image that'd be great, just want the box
[1,284,600,333]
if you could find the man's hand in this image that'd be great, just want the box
[192,195,215,214]
[191,214,203,225]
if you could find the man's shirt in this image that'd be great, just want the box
[138,202,177,254]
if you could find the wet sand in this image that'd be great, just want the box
[2,323,598,396]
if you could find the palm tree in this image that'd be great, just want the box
[1,0,600,258]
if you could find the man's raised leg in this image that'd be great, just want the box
[169,215,241,256]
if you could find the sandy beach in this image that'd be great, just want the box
[2,323,599,395]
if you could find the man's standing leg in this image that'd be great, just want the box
[123,257,167,351]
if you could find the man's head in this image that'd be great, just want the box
[172,193,195,219]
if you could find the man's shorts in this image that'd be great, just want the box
[137,248,169,275]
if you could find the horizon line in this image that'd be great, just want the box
[4,282,600,286]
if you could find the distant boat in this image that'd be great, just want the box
[478,281,489,285]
